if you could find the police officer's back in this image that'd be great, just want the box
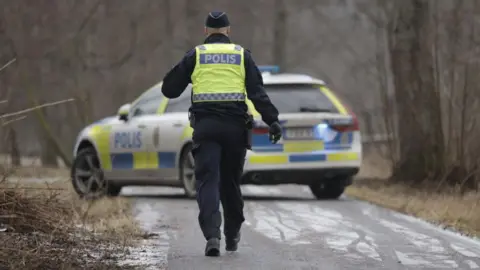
[161,11,282,257]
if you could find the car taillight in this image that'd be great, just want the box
[351,113,360,130]
[329,99,360,133]
[252,127,269,134]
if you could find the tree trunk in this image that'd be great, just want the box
[389,0,444,183]
[185,0,198,49]
[39,130,58,168]
[164,0,173,66]
[4,127,21,167]
[273,0,287,68]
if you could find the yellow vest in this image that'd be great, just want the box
[191,43,246,102]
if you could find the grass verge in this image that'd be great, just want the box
[346,178,480,237]
[0,167,141,270]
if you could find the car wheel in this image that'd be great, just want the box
[309,181,345,200]
[180,144,196,198]
[71,147,122,199]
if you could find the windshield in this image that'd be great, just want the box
[264,84,339,113]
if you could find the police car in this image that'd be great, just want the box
[71,66,362,200]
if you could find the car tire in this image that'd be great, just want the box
[309,181,345,200]
[179,143,196,199]
[71,147,122,199]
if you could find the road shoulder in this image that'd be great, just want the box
[346,178,480,237]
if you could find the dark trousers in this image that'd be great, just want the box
[192,118,246,240]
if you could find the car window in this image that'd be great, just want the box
[134,82,163,103]
[131,96,163,116]
[164,85,192,113]
[130,82,164,117]
[264,84,339,113]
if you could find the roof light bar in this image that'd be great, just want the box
[258,65,280,74]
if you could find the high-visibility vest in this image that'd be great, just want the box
[191,43,246,103]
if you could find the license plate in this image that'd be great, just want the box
[285,127,314,140]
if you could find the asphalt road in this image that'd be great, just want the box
[121,185,480,270]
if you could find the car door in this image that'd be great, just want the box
[108,116,147,180]
[152,85,192,181]
[108,87,164,181]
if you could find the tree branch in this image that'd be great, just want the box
[0,99,75,119]
[0,58,16,74]
[1,116,26,126]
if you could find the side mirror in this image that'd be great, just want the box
[117,103,131,121]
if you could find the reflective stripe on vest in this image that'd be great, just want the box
[192,93,246,102]
[191,43,246,103]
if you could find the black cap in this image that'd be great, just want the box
[205,11,230,28]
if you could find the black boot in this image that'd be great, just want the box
[205,238,220,257]
[225,232,240,251]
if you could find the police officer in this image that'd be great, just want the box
[161,11,282,257]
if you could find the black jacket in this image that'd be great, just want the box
[161,33,279,127]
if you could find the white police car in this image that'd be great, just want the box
[71,66,362,199]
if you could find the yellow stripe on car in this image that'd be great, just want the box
[157,98,169,114]
[88,125,112,170]
[248,152,359,164]
[133,152,159,169]
[283,141,324,153]
[326,152,359,162]
[319,86,348,115]
[182,126,193,140]
[249,155,289,164]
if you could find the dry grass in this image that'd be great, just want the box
[0,166,141,270]
[349,151,480,237]
[1,166,69,178]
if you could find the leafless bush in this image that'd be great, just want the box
[0,181,135,270]
[0,105,137,270]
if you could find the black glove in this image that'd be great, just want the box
[269,121,282,144]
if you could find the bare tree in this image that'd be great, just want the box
[273,0,288,69]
